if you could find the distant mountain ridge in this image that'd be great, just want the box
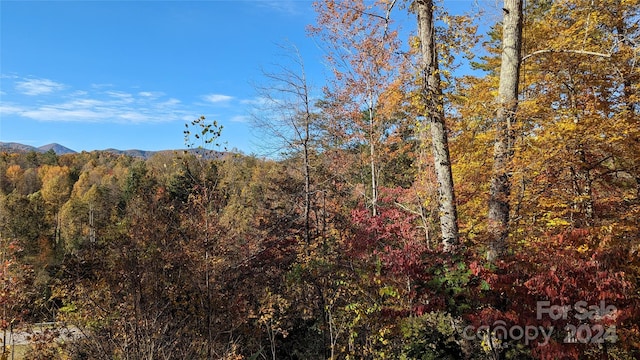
[38,143,77,155]
[0,142,77,155]
[102,148,157,159]
[0,142,222,160]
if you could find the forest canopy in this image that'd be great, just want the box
[1,0,638,359]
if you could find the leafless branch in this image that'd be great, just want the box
[522,48,612,62]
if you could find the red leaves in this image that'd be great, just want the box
[348,187,427,277]
[469,228,637,358]
[520,233,631,306]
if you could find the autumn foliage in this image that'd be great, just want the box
[0,0,639,359]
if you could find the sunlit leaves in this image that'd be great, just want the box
[184,115,224,151]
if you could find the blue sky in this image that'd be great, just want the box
[1,0,497,154]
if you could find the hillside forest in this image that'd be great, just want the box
[1,0,639,359]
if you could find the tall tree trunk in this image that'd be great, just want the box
[303,126,311,246]
[368,102,378,217]
[416,0,459,251]
[487,0,523,261]
[615,13,638,115]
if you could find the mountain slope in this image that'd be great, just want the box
[38,143,77,154]
[0,142,224,159]
[0,142,38,153]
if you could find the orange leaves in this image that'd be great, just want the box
[312,0,404,113]
[5,164,23,188]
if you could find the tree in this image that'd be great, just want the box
[415,0,459,251]
[182,115,225,358]
[487,0,523,261]
[59,176,211,359]
[458,1,640,356]
[252,43,320,246]
[4,164,23,193]
[311,0,405,217]
[1,191,49,261]
[506,0,639,240]
[39,165,72,251]
[0,236,31,359]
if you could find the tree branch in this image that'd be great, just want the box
[333,0,397,38]
[522,48,612,62]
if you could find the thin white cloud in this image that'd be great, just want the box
[2,83,193,124]
[105,90,134,103]
[70,90,88,97]
[253,0,300,15]
[15,78,65,96]
[160,98,181,107]
[119,112,150,122]
[230,115,251,123]
[10,96,188,123]
[240,97,271,106]
[0,104,25,115]
[63,99,105,108]
[138,91,165,98]
[91,83,114,89]
[1,75,249,125]
[202,93,234,104]
[105,90,131,97]
[21,106,106,122]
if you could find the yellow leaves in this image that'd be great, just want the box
[481,331,503,353]
[378,79,406,119]
[544,216,571,228]
[576,243,590,253]
[5,164,23,184]
[258,287,290,333]
[557,119,578,133]
[409,35,421,51]
[378,285,399,298]
[39,165,71,207]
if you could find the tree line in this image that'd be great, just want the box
[1,0,639,358]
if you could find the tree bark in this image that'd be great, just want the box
[303,113,312,246]
[416,0,459,251]
[487,0,523,261]
[368,102,378,217]
[253,44,315,246]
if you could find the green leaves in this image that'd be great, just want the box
[184,115,224,150]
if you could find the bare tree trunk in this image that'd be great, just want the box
[303,123,312,246]
[300,56,313,247]
[614,14,638,115]
[572,148,595,226]
[368,103,378,217]
[252,44,316,247]
[416,0,459,251]
[487,0,523,261]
